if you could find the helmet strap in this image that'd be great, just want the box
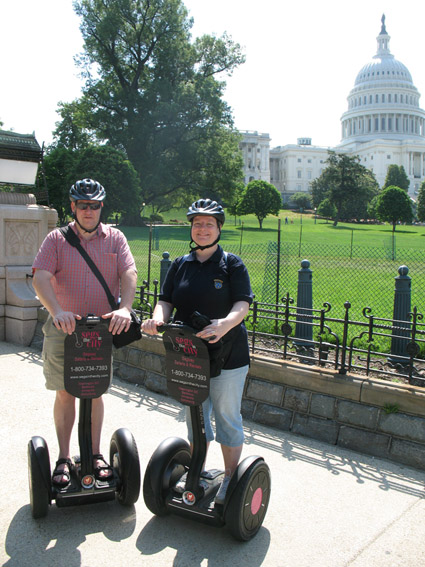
[73,213,101,234]
[189,235,221,252]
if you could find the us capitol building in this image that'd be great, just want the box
[240,15,425,203]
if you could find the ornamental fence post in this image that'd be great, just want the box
[160,251,172,290]
[389,265,411,364]
[294,259,313,349]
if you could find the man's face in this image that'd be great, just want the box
[71,200,103,232]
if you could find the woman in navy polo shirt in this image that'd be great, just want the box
[142,198,253,504]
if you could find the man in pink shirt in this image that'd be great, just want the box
[32,179,137,488]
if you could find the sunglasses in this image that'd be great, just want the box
[75,202,102,211]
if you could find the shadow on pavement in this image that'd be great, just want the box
[136,514,271,566]
[4,501,137,567]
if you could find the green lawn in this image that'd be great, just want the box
[121,210,425,324]
[122,208,425,249]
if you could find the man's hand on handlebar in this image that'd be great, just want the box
[102,306,132,335]
[53,311,82,334]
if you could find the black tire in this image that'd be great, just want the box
[28,437,51,519]
[143,437,191,516]
[225,459,271,541]
[110,428,141,506]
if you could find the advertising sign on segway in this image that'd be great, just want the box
[162,324,210,406]
[64,316,112,399]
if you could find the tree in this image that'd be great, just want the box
[367,195,379,221]
[310,151,379,226]
[375,185,413,231]
[317,198,337,222]
[52,99,96,151]
[226,181,245,220]
[236,180,281,228]
[42,147,78,223]
[383,164,410,192]
[54,0,245,214]
[416,180,425,222]
[291,192,311,211]
[310,173,332,209]
[43,145,141,224]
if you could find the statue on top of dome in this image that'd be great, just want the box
[380,14,387,34]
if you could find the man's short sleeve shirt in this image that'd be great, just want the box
[32,222,136,316]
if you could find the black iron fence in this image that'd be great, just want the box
[136,279,425,389]
[128,223,425,387]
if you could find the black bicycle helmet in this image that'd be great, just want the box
[187,198,225,226]
[69,178,106,202]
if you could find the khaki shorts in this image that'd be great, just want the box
[42,316,113,391]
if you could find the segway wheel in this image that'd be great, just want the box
[143,437,191,516]
[110,428,141,506]
[28,436,51,519]
[225,459,271,541]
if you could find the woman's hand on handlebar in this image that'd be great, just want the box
[141,319,164,335]
[195,318,231,344]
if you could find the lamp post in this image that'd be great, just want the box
[314,207,317,224]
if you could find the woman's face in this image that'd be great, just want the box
[191,215,220,247]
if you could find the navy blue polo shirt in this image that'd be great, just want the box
[160,245,253,369]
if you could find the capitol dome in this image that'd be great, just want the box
[340,15,425,143]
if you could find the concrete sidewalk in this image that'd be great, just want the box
[1,340,424,567]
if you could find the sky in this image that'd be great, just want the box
[2,0,425,149]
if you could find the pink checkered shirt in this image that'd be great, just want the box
[32,222,136,317]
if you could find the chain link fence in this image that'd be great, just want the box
[123,226,425,321]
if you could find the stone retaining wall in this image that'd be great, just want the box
[111,335,425,472]
[31,312,425,471]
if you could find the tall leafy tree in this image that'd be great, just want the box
[55,0,245,213]
[375,185,413,232]
[383,164,410,192]
[236,180,281,229]
[310,151,379,226]
[43,145,141,223]
[52,100,96,150]
[42,147,79,223]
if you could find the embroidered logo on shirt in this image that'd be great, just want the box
[214,279,223,289]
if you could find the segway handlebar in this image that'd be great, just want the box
[154,311,214,339]
[52,314,101,327]
[156,322,194,334]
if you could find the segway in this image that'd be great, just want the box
[143,322,271,541]
[28,316,141,518]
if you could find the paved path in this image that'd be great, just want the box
[1,340,424,567]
